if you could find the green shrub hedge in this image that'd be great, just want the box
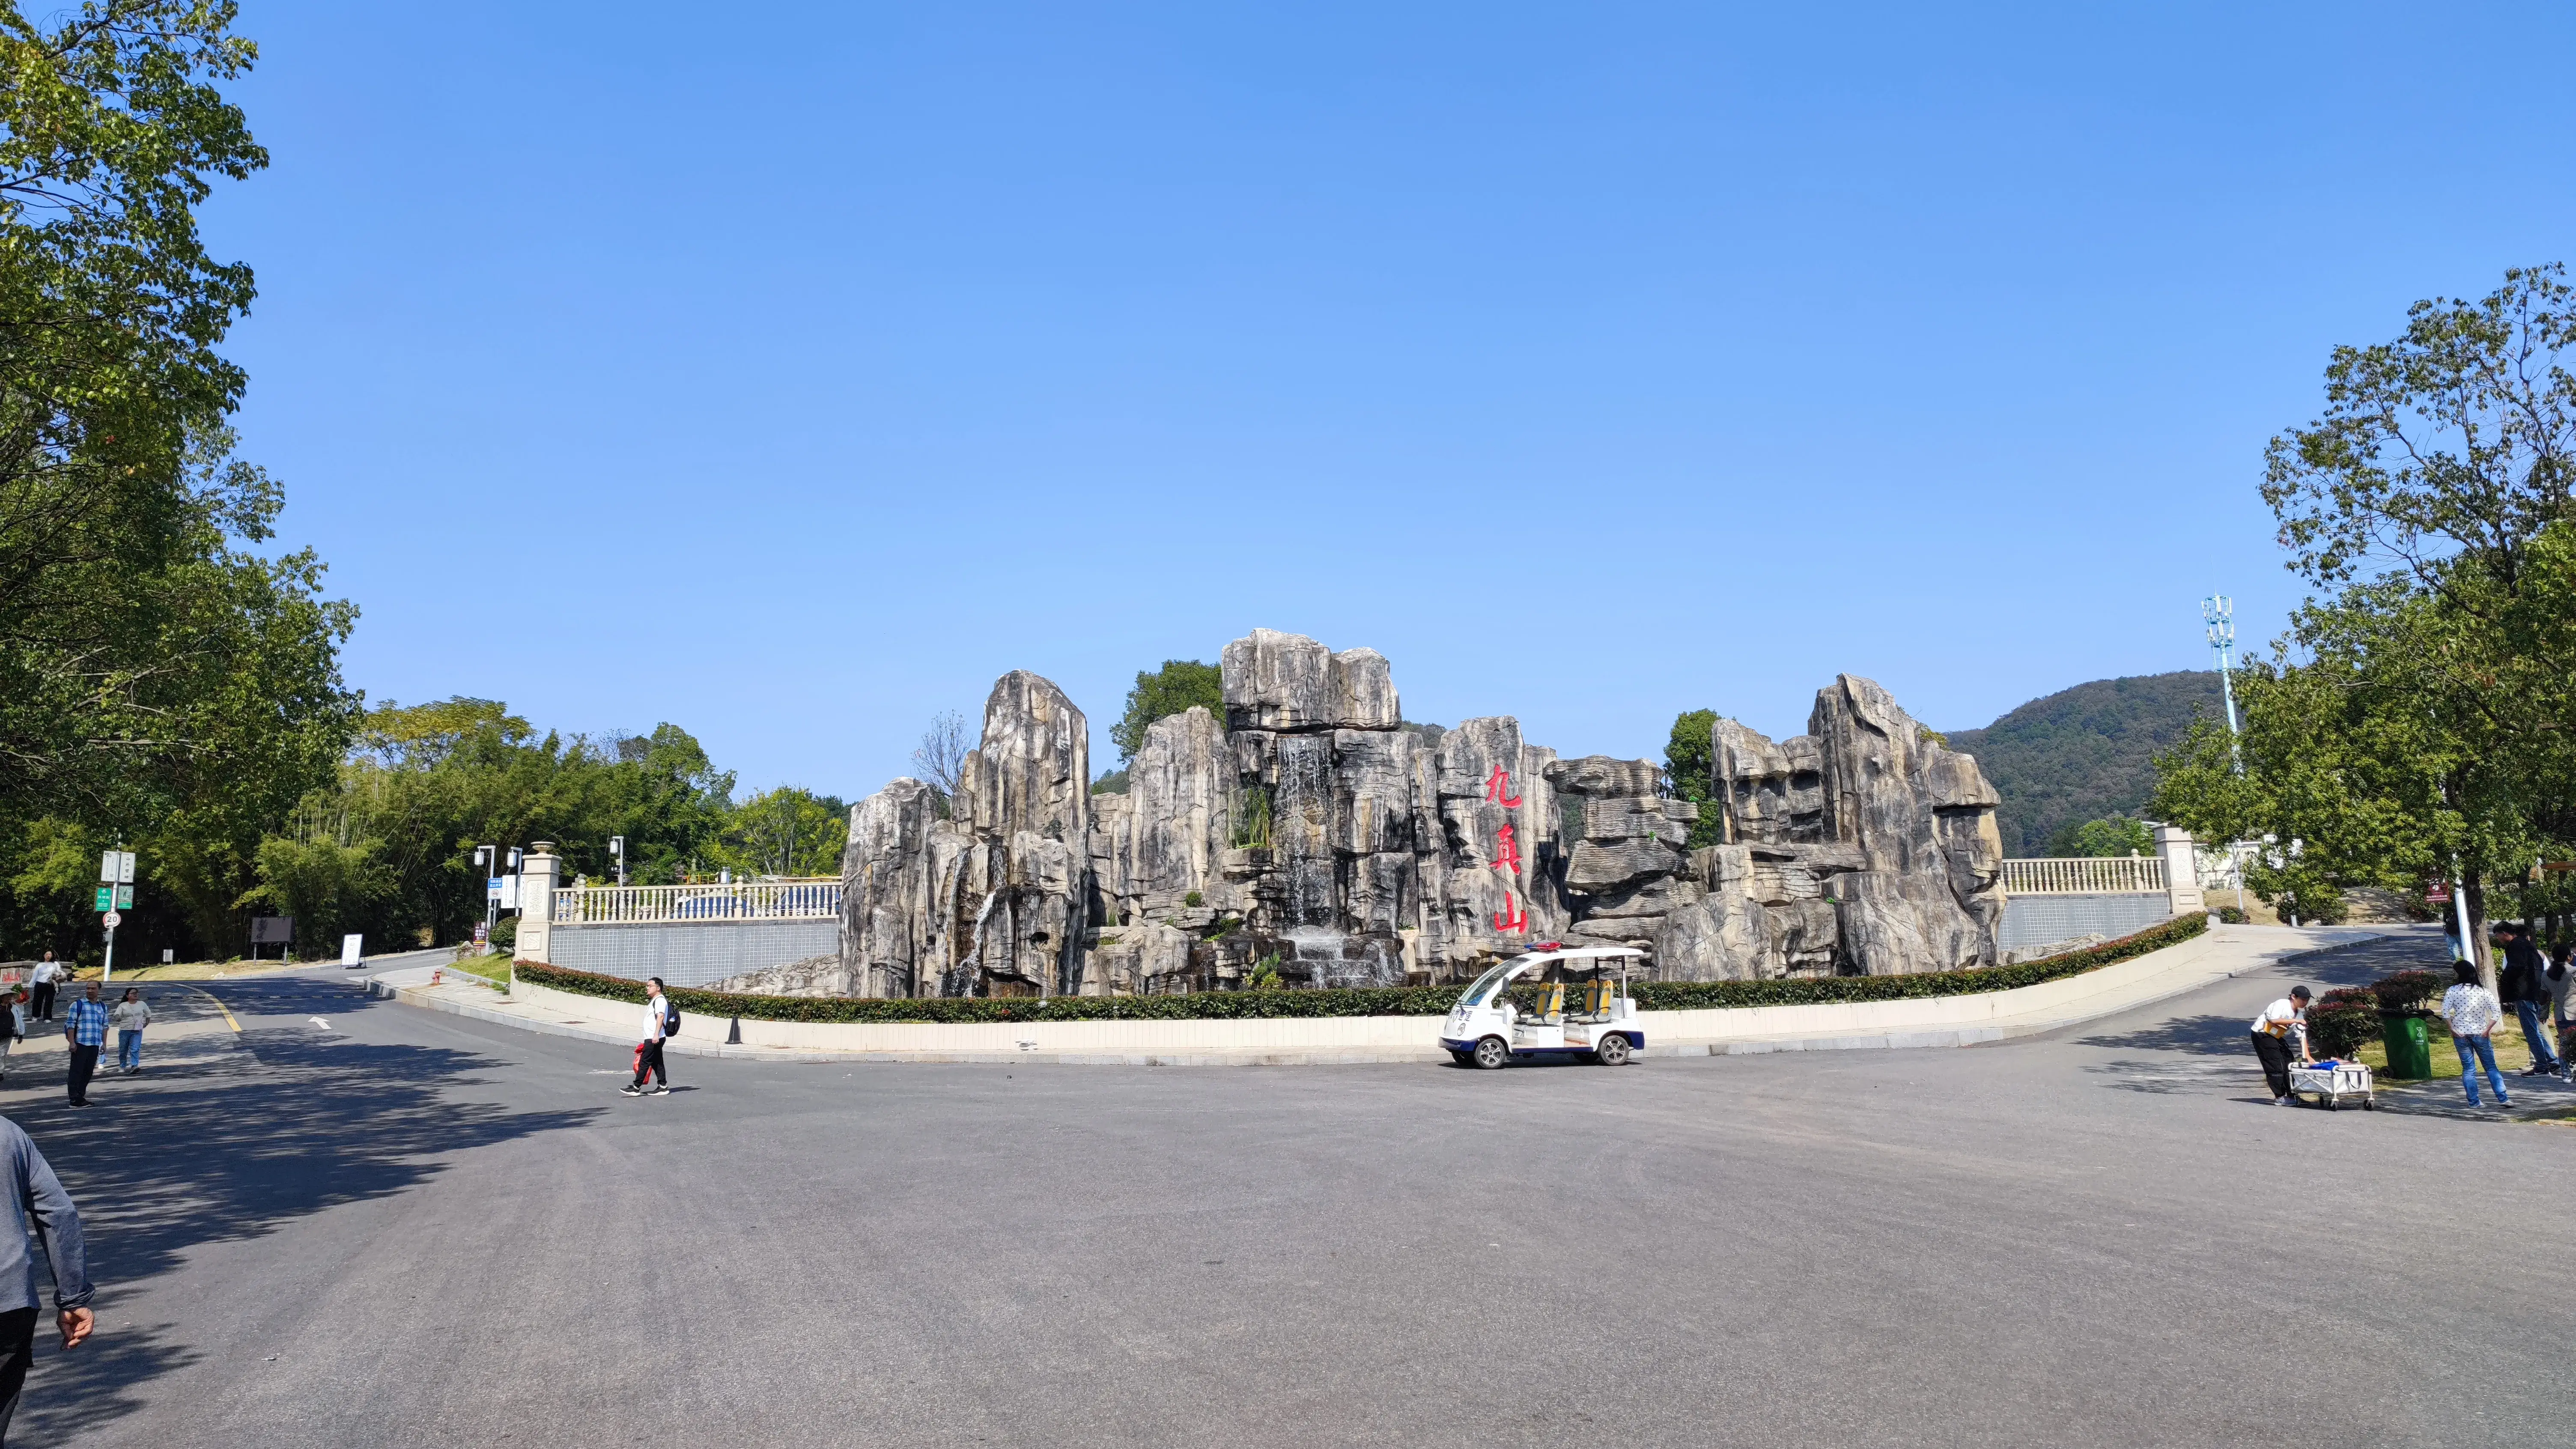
[2307,987,2382,1058]
[514,912,2209,1026]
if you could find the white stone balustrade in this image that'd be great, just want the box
[551,879,842,924]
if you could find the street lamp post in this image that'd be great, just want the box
[474,844,497,953]
[609,836,626,887]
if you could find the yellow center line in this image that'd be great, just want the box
[171,982,241,1033]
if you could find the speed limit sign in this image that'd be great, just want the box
[101,910,122,929]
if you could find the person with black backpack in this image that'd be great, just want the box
[621,977,676,1097]
[2498,924,2564,1076]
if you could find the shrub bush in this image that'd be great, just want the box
[2370,969,2445,1014]
[2307,987,2381,1058]
[515,913,2208,1026]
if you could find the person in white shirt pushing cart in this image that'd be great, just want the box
[2249,986,2313,1106]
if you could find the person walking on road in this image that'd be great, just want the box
[2497,924,2564,1076]
[107,989,149,1075]
[2439,959,2511,1109]
[26,958,56,1025]
[0,1113,92,1445]
[60,984,107,1108]
[2249,986,2313,1106]
[622,977,672,1097]
[0,992,22,1086]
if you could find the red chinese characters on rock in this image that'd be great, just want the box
[1488,767,1526,934]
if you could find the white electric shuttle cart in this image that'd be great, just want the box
[1440,945,1645,1068]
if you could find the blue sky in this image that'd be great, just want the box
[206,0,2576,799]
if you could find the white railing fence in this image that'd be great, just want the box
[1998,856,2168,896]
[553,879,843,924]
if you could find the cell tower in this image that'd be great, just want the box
[2201,594,2241,774]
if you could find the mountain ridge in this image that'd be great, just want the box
[1945,670,2226,858]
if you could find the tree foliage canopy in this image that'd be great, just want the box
[0,3,359,962]
[1111,659,1222,760]
[2159,265,2576,974]
[1662,708,1723,849]
[2044,815,2153,859]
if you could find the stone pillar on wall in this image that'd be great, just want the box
[2155,826,2203,917]
[516,844,561,966]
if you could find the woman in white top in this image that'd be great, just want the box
[108,989,150,1074]
[2438,959,2509,1108]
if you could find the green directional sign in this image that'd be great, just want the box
[115,884,133,909]
[95,886,112,912]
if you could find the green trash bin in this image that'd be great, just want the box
[2380,1012,2433,1079]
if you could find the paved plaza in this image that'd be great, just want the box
[7,930,2566,1448]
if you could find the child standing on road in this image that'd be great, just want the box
[2439,959,2510,1109]
[108,990,149,1075]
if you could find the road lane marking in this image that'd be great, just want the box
[309,1017,331,1031]
[171,983,241,1033]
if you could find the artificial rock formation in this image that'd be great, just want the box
[838,636,2001,996]
[838,671,1091,998]
[1655,674,2004,979]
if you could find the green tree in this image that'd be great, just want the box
[0,1,282,818]
[234,702,743,957]
[0,3,357,963]
[2043,815,2153,859]
[1663,708,1723,849]
[2158,264,2576,978]
[717,786,848,879]
[1111,660,1222,760]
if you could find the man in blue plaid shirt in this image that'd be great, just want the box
[61,984,107,1108]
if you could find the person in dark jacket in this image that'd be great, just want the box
[0,1116,91,1445]
[2498,924,2564,1076]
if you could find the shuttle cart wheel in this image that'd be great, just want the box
[1594,1032,1632,1067]
[2364,1097,2376,1111]
[1472,1036,1512,1070]
[2324,1097,2337,1111]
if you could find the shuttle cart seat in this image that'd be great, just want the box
[1527,982,1565,1023]
[1573,979,1616,1017]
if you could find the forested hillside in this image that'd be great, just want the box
[1946,672,2224,857]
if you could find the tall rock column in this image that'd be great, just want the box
[838,778,942,996]
[1422,719,1568,973]
[943,671,1092,995]
[1809,674,2004,974]
[1219,630,1424,986]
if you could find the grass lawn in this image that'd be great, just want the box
[2349,1017,2543,1080]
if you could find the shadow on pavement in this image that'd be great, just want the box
[2078,1013,2251,1057]
[2076,933,2448,1057]
[2,987,598,1444]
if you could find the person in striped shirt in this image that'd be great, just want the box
[2439,958,2509,1109]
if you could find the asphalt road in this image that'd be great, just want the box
[5,931,2566,1449]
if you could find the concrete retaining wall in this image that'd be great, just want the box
[543,920,838,989]
[1998,893,2175,951]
